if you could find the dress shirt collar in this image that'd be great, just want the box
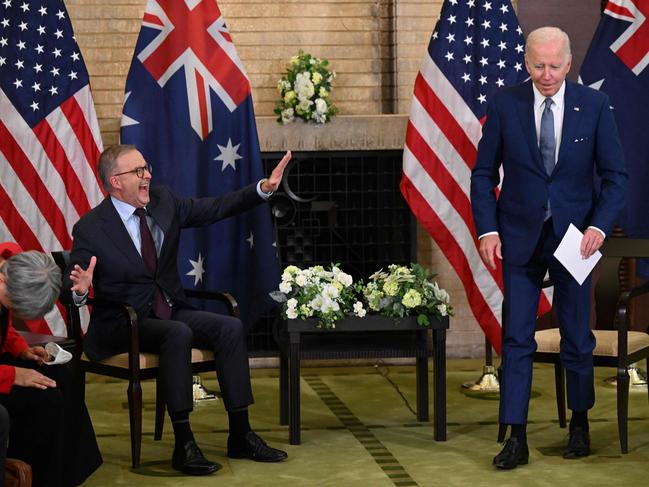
[532,80,566,112]
[110,195,144,223]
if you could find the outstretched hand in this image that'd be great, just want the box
[70,256,97,296]
[260,151,292,193]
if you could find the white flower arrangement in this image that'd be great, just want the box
[274,51,337,125]
[270,264,363,329]
[271,263,453,329]
[362,263,453,326]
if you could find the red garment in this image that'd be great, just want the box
[0,242,33,393]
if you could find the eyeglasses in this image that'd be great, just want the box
[112,164,152,179]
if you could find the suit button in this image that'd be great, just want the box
[547,177,552,183]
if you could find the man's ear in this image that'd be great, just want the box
[109,175,120,191]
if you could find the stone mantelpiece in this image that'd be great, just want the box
[256,114,408,152]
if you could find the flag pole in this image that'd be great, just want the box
[462,336,500,393]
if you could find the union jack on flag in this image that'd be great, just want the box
[0,0,103,335]
[121,0,280,324]
[580,0,649,276]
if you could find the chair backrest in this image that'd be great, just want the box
[50,251,84,348]
[596,238,649,332]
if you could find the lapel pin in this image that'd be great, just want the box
[573,106,580,111]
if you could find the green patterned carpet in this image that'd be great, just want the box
[83,359,649,486]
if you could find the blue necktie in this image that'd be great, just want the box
[540,98,555,220]
[540,97,555,176]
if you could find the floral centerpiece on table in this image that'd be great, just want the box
[362,263,453,326]
[270,264,365,329]
[274,51,337,125]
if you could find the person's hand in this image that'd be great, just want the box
[581,228,605,259]
[13,367,56,389]
[260,151,292,193]
[19,346,50,365]
[479,234,502,270]
[69,256,97,296]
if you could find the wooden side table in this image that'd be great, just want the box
[276,314,449,445]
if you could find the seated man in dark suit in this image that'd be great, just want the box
[66,144,291,475]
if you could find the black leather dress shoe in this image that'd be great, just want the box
[493,437,529,470]
[563,427,590,459]
[172,440,221,475]
[227,431,288,462]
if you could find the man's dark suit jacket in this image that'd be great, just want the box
[471,79,627,265]
[65,184,263,361]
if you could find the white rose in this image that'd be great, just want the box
[322,283,339,299]
[336,272,352,287]
[353,301,366,318]
[287,298,298,310]
[310,296,324,311]
[295,274,307,286]
[286,308,298,319]
[315,98,327,115]
[279,281,292,293]
[294,72,315,100]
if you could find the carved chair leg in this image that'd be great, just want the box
[497,424,507,443]
[154,378,165,441]
[279,351,288,426]
[617,367,630,454]
[128,378,143,468]
[555,362,566,428]
[646,357,649,406]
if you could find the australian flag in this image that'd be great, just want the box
[120,0,280,323]
[579,0,649,275]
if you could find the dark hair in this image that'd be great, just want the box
[97,144,138,192]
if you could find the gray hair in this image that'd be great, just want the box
[525,26,571,59]
[2,251,61,320]
[98,144,138,193]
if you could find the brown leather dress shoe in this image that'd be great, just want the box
[563,427,590,459]
[228,431,288,462]
[493,437,529,469]
[172,440,221,475]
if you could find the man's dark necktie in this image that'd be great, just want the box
[134,207,172,320]
[540,97,555,219]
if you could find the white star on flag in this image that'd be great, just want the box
[246,231,254,248]
[577,75,605,91]
[215,138,242,171]
[186,253,205,286]
[120,92,139,127]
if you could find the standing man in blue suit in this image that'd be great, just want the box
[471,27,627,469]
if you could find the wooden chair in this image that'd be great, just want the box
[52,251,239,468]
[532,238,649,453]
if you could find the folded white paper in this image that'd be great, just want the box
[44,342,72,365]
[553,223,602,285]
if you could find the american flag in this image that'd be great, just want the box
[121,0,281,325]
[580,0,649,277]
[401,0,540,353]
[0,0,104,335]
